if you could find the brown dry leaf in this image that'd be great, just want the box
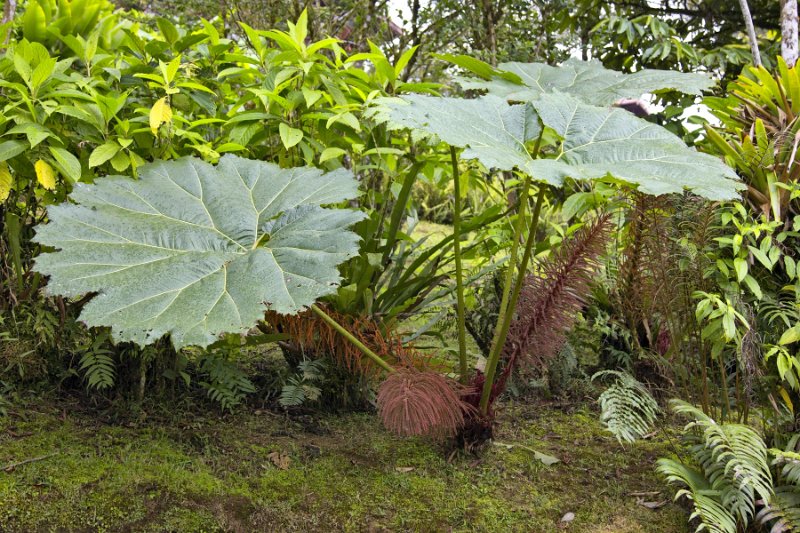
[395,466,415,473]
[267,451,291,470]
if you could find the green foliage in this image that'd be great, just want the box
[279,358,326,407]
[373,77,741,198]
[758,435,800,531]
[198,352,255,412]
[32,155,365,349]
[21,0,118,49]
[592,370,659,443]
[658,400,774,532]
[77,333,116,390]
[457,57,714,106]
[705,57,800,223]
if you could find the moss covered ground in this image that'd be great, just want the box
[0,394,690,532]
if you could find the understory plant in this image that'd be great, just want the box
[372,56,741,443]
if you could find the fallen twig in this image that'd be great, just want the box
[2,452,58,472]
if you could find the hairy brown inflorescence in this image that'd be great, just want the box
[491,214,613,400]
[378,368,473,437]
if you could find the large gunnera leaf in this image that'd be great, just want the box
[370,94,544,178]
[372,93,741,200]
[33,155,365,349]
[459,58,714,105]
[529,93,742,199]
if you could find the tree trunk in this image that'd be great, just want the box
[782,0,799,66]
[738,0,763,66]
[480,0,498,66]
[2,0,16,25]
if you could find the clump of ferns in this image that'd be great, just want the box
[657,400,775,533]
[458,214,613,444]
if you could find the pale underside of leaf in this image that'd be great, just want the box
[458,58,714,106]
[33,155,365,349]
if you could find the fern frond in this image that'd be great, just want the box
[756,485,800,533]
[199,355,255,412]
[656,458,738,533]
[592,370,659,443]
[670,399,773,524]
[78,349,115,390]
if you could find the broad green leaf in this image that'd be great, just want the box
[49,147,81,183]
[0,164,12,202]
[35,159,56,190]
[780,325,800,346]
[6,122,53,148]
[149,96,173,134]
[373,93,741,199]
[320,147,346,163]
[733,257,747,282]
[89,142,121,167]
[33,155,365,349]
[528,93,741,200]
[0,140,28,162]
[371,94,543,179]
[459,58,714,105]
[109,150,131,172]
[279,123,303,149]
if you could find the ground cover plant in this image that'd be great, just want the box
[4,0,800,531]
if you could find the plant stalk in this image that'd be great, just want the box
[451,147,469,383]
[479,185,547,413]
[310,304,395,374]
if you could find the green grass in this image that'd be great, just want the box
[0,396,689,532]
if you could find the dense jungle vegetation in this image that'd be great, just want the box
[2,0,800,531]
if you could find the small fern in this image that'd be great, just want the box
[279,359,326,407]
[656,458,738,533]
[592,370,659,443]
[199,355,255,412]
[78,349,115,390]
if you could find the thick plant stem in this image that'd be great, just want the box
[485,174,532,375]
[451,147,469,383]
[479,186,546,414]
[310,304,395,374]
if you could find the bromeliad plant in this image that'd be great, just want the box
[371,56,742,441]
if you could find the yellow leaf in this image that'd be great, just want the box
[149,97,173,134]
[35,159,56,190]
[0,164,12,202]
[779,386,794,414]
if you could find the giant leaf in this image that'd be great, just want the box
[371,94,543,178]
[33,155,365,349]
[529,93,741,200]
[458,58,714,105]
[372,93,741,199]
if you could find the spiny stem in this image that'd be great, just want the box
[310,304,395,374]
[479,185,547,414]
[451,146,468,384]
